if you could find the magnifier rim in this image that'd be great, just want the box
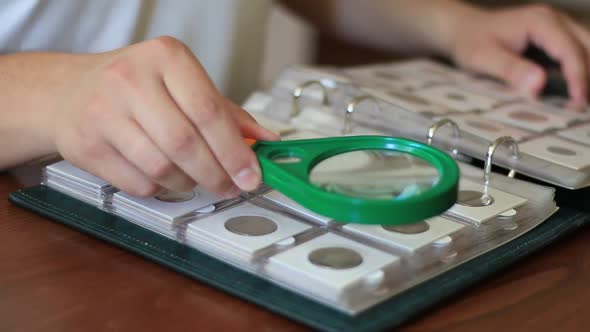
[253,136,459,225]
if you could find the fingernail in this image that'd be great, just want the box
[232,164,261,192]
[519,69,543,95]
[222,185,241,199]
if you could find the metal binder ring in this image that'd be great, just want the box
[427,119,461,156]
[343,95,378,134]
[292,80,329,117]
[483,136,520,187]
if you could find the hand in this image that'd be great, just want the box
[51,36,278,198]
[448,4,590,108]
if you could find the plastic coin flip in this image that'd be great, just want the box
[247,136,459,225]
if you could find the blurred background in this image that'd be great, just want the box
[260,0,590,87]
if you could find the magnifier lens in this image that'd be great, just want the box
[309,149,440,200]
[251,136,459,225]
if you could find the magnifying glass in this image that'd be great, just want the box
[246,136,459,225]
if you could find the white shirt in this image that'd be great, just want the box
[0,0,272,102]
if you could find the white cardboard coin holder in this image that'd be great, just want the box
[519,136,590,171]
[359,87,450,117]
[185,202,315,266]
[342,216,466,254]
[343,65,445,93]
[438,114,533,142]
[112,186,224,221]
[265,232,402,313]
[43,160,115,207]
[288,105,385,137]
[558,122,590,146]
[446,178,528,225]
[483,103,571,132]
[109,186,241,240]
[258,190,333,225]
[412,84,500,113]
[455,76,523,102]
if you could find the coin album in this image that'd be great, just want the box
[13,59,590,331]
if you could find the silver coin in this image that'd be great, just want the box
[445,92,466,101]
[224,215,278,236]
[308,247,363,269]
[374,71,401,81]
[155,190,196,202]
[457,190,495,207]
[547,146,577,156]
[464,119,500,132]
[387,91,431,106]
[382,221,430,234]
[508,110,548,123]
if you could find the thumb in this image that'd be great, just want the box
[459,43,547,96]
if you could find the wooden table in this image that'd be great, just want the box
[2,167,590,332]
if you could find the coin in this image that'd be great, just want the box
[374,71,401,81]
[308,247,363,269]
[445,92,466,101]
[155,190,196,202]
[382,221,430,234]
[547,146,577,156]
[508,110,548,123]
[224,215,278,236]
[465,119,500,132]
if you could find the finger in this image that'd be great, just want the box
[101,116,197,192]
[459,42,546,97]
[227,102,281,141]
[560,14,590,106]
[527,11,588,106]
[127,78,240,198]
[162,52,263,192]
[68,138,161,197]
[560,14,590,52]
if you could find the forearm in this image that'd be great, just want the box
[0,52,92,169]
[281,0,482,57]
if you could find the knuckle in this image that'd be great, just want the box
[83,95,110,123]
[145,158,175,181]
[457,43,486,69]
[80,139,109,160]
[528,4,556,20]
[190,96,225,127]
[148,36,190,60]
[166,128,197,156]
[100,58,138,92]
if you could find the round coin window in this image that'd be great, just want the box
[508,111,548,123]
[224,216,278,236]
[446,92,466,101]
[308,247,363,269]
[155,190,196,202]
[382,221,430,234]
[374,71,401,81]
[457,190,495,207]
[387,91,431,106]
[547,146,577,156]
[464,119,500,132]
